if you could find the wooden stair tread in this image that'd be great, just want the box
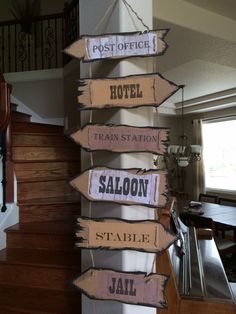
[12,146,80,162]
[5,221,76,235]
[11,111,32,122]
[0,248,80,269]
[18,194,81,205]
[12,133,74,147]
[0,306,58,314]
[12,122,64,134]
[0,284,80,313]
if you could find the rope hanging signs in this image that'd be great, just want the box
[64,30,169,62]
[64,2,179,309]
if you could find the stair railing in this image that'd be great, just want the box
[0,72,13,211]
[0,0,79,73]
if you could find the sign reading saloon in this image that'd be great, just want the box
[76,217,176,253]
[70,167,167,208]
[72,268,168,308]
[70,124,169,154]
[77,73,179,110]
[64,30,169,61]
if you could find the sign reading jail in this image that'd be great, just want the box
[78,73,179,110]
[64,30,169,62]
[70,124,169,154]
[76,217,176,253]
[70,167,167,208]
[72,268,168,308]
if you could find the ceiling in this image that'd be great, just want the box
[153,0,236,114]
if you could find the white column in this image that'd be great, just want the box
[79,1,154,313]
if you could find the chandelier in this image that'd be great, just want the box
[168,85,201,167]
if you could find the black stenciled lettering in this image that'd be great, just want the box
[98,176,106,193]
[138,179,148,197]
[106,176,114,194]
[95,232,104,240]
[114,177,122,195]
[116,278,124,294]
[123,178,130,196]
[130,178,138,196]
[110,85,117,99]
[109,278,116,294]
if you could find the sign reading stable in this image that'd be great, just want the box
[72,268,168,308]
[76,217,176,253]
[70,124,169,154]
[77,73,179,110]
[64,30,169,62]
[70,167,167,207]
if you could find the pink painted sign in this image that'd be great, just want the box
[72,268,168,308]
[70,124,169,154]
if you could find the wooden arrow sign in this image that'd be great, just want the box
[77,73,179,110]
[70,124,169,154]
[64,29,169,62]
[70,167,167,208]
[76,217,176,253]
[72,268,168,308]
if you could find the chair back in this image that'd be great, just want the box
[219,198,236,207]
[199,193,218,204]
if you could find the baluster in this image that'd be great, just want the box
[14,23,17,72]
[54,18,58,68]
[41,19,44,69]
[8,25,11,72]
[34,20,38,70]
[0,131,7,212]
[1,27,4,72]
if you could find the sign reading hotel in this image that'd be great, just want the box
[70,124,169,154]
[70,167,167,208]
[64,30,169,62]
[72,268,168,308]
[76,217,176,253]
[78,73,179,110]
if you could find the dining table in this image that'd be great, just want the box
[180,201,236,242]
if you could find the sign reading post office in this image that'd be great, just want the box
[64,30,169,62]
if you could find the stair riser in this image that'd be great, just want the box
[0,264,78,291]
[12,147,80,162]
[12,112,31,122]
[12,134,74,147]
[17,181,76,202]
[7,233,75,250]
[20,204,79,223]
[0,287,80,313]
[12,122,63,134]
[14,162,80,183]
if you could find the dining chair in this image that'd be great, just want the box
[219,198,236,207]
[199,193,218,203]
[181,213,236,257]
[218,198,236,241]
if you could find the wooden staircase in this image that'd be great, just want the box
[0,106,82,313]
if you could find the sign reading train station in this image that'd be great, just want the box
[70,124,169,154]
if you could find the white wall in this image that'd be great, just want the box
[5,69,64,124]
[79,1,155,314]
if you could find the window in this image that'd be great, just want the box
[202,118,236,192]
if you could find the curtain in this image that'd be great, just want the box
[192,119,205,200]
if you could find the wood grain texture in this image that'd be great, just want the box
[12,121,64,133]
[12,147,80,162]
[14,161,80,182]
[12,133,74,147]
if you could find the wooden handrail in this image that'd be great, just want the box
[0,73,11,132]
[0,73,13,208]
